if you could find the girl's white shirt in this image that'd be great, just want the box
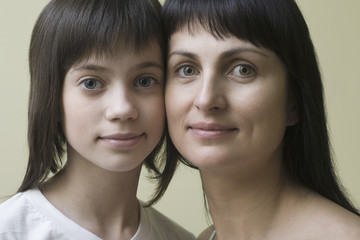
[0,188,195,240]
[209,230,216,240]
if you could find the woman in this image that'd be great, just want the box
[162,0,360,239]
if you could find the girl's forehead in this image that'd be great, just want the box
[74,39,162,64]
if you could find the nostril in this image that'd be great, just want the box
[105,102,138,122]
[209,106,222,111]
[194,91,226,112]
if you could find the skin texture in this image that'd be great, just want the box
[62,44,164,173]
[42,42,165,240]
[166,26,296,174]
[166,26,360,240]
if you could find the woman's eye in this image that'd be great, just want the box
[176,65,198,77]
[231,64,255,76]
[135,77,156,88]
[80,78,103,90]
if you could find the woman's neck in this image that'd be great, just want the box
[41,157,142,239]
[200,161,299,240]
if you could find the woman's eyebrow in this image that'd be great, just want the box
[168,51,199,61]
[220,47,269,59]
[168,48,268,61]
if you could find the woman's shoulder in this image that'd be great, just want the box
[313,197,360,238]
[290,191,360,239]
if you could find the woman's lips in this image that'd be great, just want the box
[188,122,238,139]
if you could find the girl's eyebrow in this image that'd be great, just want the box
[135,61,163,70]
[71,61,163,73]
[72,64,108,72]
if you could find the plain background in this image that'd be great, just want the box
[0,0,359,236]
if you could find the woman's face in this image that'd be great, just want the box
[166,26,297,173]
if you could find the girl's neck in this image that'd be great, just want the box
[41,157,142,239]
[200,162,300,240]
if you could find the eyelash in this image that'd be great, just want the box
[174,63,256,80]
[134,76,158,88]
[79,78,104,91]
[229,64,256,78]
[174,64,199,78]
[79,75,159,92]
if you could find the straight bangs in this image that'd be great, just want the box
[162,0,307,73]
[163,0,281,46]
[47,0,164,72]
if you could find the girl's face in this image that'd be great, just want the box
[166,26,297,174]
[61,43,165,173]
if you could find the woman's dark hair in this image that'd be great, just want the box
[162,0,359,215]
[19,0,177,206]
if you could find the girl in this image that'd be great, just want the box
[162,0,360,239]
[0,0,195,239]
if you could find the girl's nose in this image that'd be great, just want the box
[105,89,138,121]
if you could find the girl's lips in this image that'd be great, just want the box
[99,133,144,148]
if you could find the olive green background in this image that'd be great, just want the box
[1,0,359,236]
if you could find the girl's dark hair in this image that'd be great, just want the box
[162,0,359,215]
[19,0,177,206]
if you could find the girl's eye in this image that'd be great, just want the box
[231,64,255,76]
[176,65,198,77]
[135,77,156,88]
[80,78,103,90]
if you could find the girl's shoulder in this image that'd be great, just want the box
[0,191,29,222]
[137,202,196,240]
[0,190,38,238]
[197,227,215,240]
[0,188,101,240]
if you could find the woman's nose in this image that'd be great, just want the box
[194,73,226,112]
